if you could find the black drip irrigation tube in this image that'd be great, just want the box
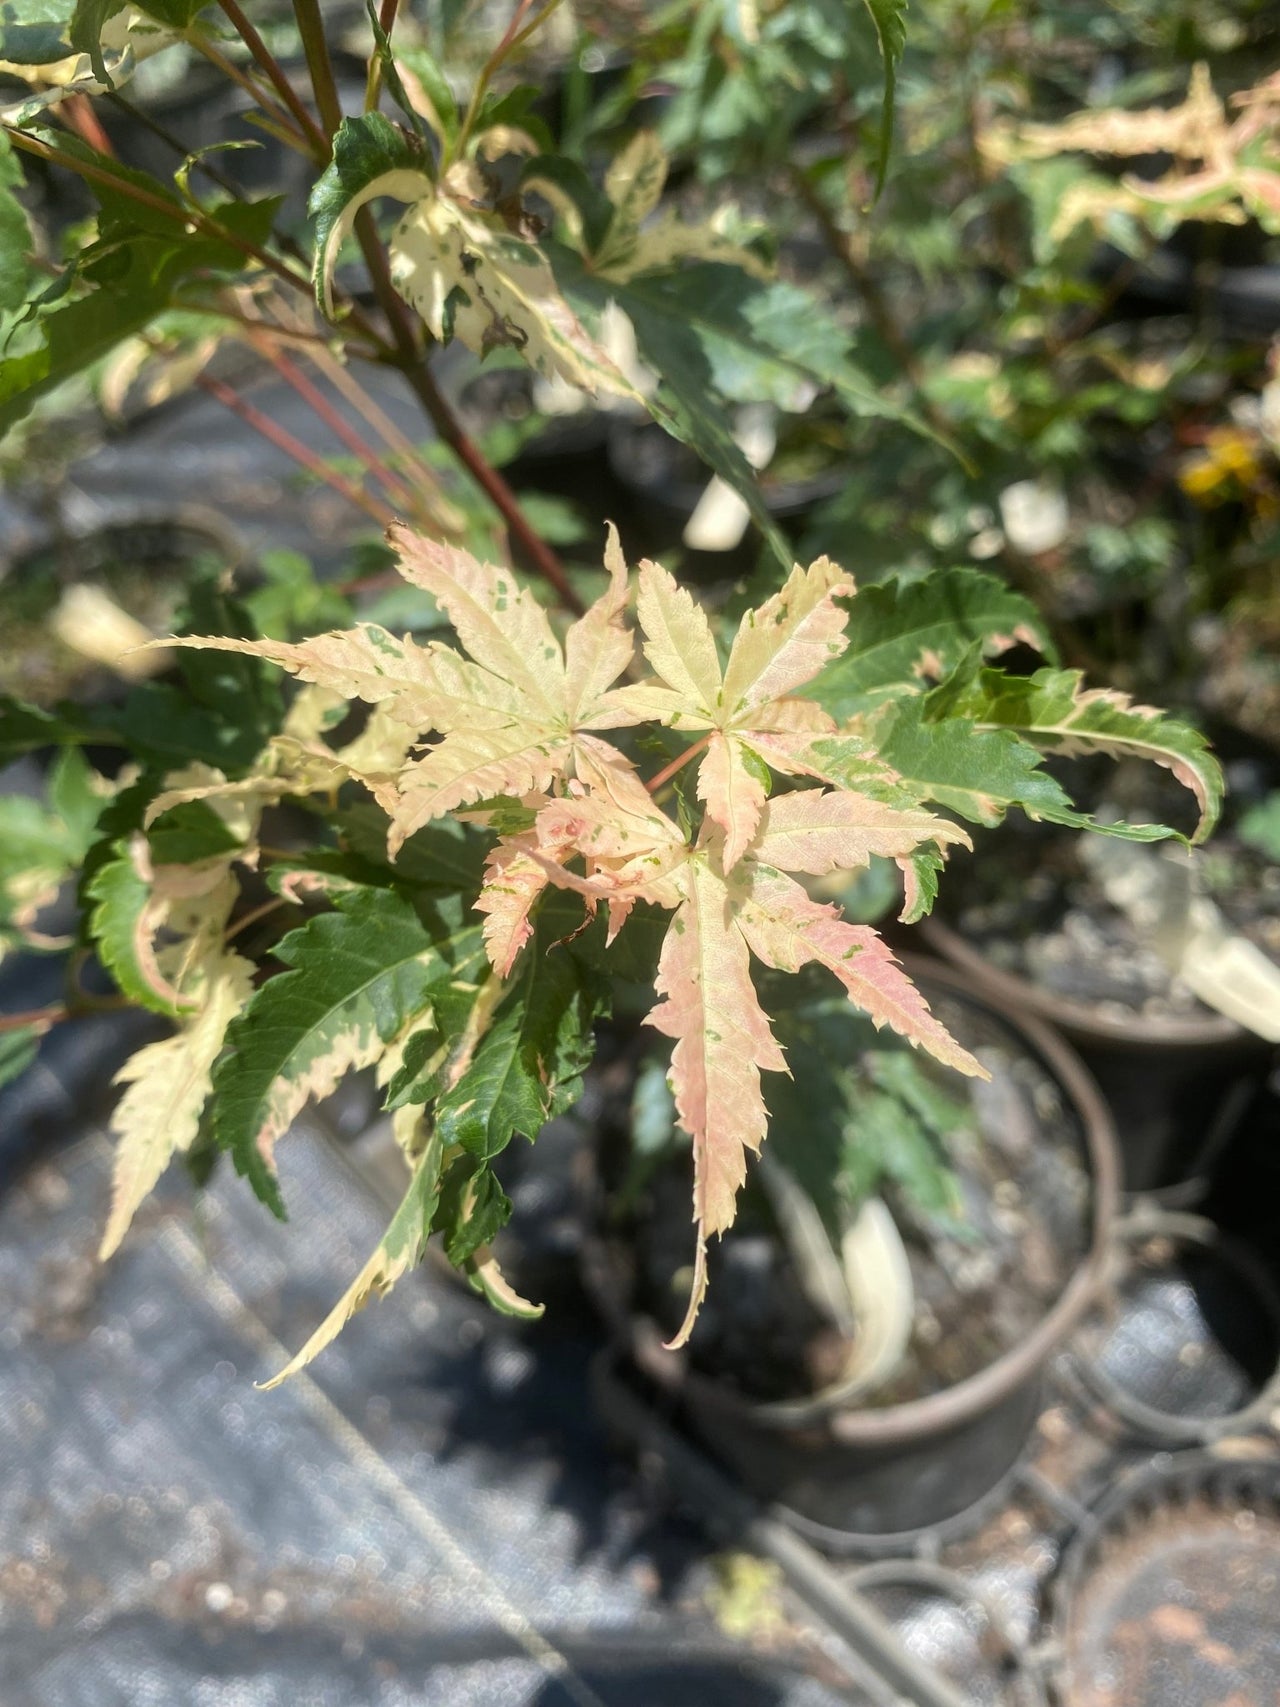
[593,1353,984,1707]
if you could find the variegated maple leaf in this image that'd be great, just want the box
[527,131,769,284]
[620,557,862,869]
[384,523,645,851]
[512,774,980,1346]
[100,950,253,1260]
[161,527,648,857]
[96,814,255,1259]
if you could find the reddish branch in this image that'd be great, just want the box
[197,372,398,528]
[218,0,330,158]
[288,0,581,610]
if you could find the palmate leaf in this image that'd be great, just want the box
[0,179,280,438]
[868,698,1084,829]
[521,771,982,1347]
[310,114,636,398]
[383,525,645,848]
[166,527,649,857]
[534,131,766,284]
[868,697,1189,842]
[621,556,856,869]
[638,844,984,1349]
[258,917,593,1383]
[87,835,188,1017]
[646,857,787,1346]
[805,569,1054,720]
[212,888,470,1216]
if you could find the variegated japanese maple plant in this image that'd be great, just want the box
[0,1,1221,1386]
[85,528,1215,1383]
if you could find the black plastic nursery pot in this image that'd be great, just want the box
[1051,1451,1280,1707]
[584,959,1121,1553]
[919,914,1273,1199]
[1067,1209,1280,1447]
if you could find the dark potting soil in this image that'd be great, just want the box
[626,992,1093,1407]
[944,761,1280,1023]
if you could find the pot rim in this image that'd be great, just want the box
[593,954,1122,1449]
[919,915,1251,1050]
[1068,1208,1280,1443]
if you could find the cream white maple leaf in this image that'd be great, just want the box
[100,951,254,1260]
[384,522,645,851]
[161,527,646,856]
[619,558,859,869]
[527,130,770,284]
[143,689,410,826]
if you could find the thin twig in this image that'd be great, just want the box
[105,89,242,197]
[183,29,311,151]
[646,734,711,794]
[357,209,583,608]
[0,1004,67,1035]
[291,0,344,142]
[197,371,398,528]
[248,334,420,511]
[218,0,330,158]
[59,92,116,156]
[296,335,462,524]
[216,299,355,349]
[288,0,579,608]
[365,0,402,110]
[458,0,565,147]
[224,894,291,943]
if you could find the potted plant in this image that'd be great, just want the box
[583,956,1121,1548]
[920,758,1280,1194]
[0,1,1225,1456]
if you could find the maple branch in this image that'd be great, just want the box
[219,0,330,159]
[392,353,584,612]
[2,127,315,303]
[59,92,116,157]
[0,1004,66,1036]
[106,90,241,196]
[299,337,449,498]
[213,299,353,349]
[280,0,581,610]
[646,734,712,794]
[458,0,566,149]
[183,30,311,151]
[224,895,291,943]
[351,211,584,611]
[248,336,421,512]
[291,0,344,143]
[365,0,402,111]
[196,372,398,529]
